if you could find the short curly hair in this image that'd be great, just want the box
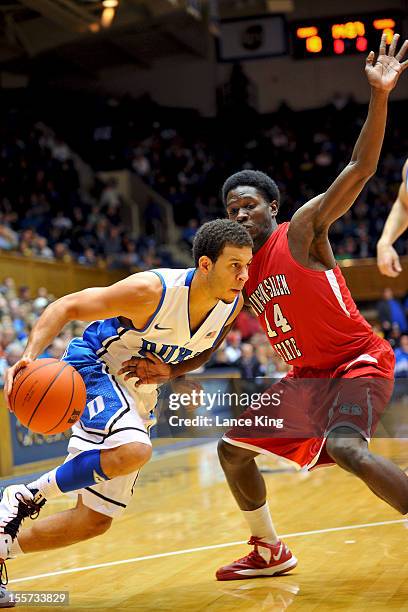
[222,170,280,208]
[192,219,253,267]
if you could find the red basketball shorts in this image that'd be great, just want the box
[223,340,395,471]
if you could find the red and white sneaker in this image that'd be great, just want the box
[216,537,297,581]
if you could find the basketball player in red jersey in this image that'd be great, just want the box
[215,33,408,580]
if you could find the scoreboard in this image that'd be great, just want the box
[290,13,402,59]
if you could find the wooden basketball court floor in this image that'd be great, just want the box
[6,439,408,611]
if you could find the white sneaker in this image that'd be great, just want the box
[0,485,45,591]
[0,585,15,608]
[0,485,43,556]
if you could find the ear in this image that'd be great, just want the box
[198,255,213,275]
[269,200,279,218]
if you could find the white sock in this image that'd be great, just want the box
[242,502,279,561]
[27,468,61,500]
[9,538,23,558]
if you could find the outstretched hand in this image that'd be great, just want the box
[365,32,408,92]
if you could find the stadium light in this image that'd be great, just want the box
[101,0,118,28]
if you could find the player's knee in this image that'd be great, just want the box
[91,512,113,536]
[119,442,152,473]
[326,436,369,474]
[75,505,113,538]
[217,439,254,470]
[104,442,152,476]
[217,439,237,467]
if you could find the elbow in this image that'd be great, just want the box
[349,160,377,180]
[50,295,77,322]
[364,166,377,180]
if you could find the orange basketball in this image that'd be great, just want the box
[10,358,87,435]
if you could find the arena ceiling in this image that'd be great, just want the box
[0,0,214,77]
[0,0,293,69]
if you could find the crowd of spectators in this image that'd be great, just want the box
[127,96,407,258]
[2,88,407,267]
[71,91,407,259]
[0,116,172,271]
[377,287,408,379]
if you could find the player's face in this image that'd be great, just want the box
[226,186,278,252]
[207,245,252,304]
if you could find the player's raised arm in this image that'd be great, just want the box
[377,158,408,277]
[291,33,408,243]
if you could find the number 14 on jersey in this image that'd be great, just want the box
[264,304,292,338]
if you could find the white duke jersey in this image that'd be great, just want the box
[79,268,239,416]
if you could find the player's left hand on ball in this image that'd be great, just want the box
[118,352,171,387]
[365,32,408,92]
[4,357,33,412]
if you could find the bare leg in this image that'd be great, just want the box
[217,439,265,510]
[326,426,408,514]
[18,495,112,553]
[216,439,296,579]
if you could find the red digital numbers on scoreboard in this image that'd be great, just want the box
[373,19,396,44]
[331,21,367,55]
[291,13,401,59]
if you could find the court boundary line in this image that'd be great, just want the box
[9,517,407,584]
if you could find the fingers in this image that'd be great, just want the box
[3,378,12,412]
[4,359,31,412]
[119,362,155,384]
[4,367,16,412]
[366,50,375,67]
[378,256,401,277]
[118,357,140,375]
[144,352,162,364]
[119,352,162,373]
[4,395,13,412]
[376,32,408,62]
[378,31,387,56]
[118,360,157,378]
[119,357,138,368]
[119,365,141,379]
[393,258,402,274]
[400,58,408,73]
[124,372,139,381]
[388,33,399,57]
[117,366,131,376]
[395,38,408,62]
[380,265,399,278]
[377,258,393,276]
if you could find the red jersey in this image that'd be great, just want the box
[246,222,383,370]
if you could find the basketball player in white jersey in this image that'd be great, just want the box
[377,157,408,276]
[0,219,252,603]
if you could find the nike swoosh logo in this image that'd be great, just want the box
[272,543,283,561]
[154,324,172,331]
[93,470,107,483]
